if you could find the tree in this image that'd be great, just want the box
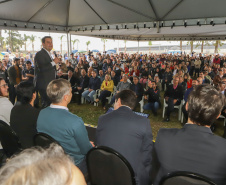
[180,41,182,52]
[213,40,224,53]
[101,38,107,52]
[124,40,127,53]
[29,35,36,52]
[148,41,152,53]
[5,30,24,52]
[195,41,211,53]
[23,34,30,52]
[59,35,65,54]
[38,37,42,50]
[72,39,79,50]
[187,41,194,54]
[0,30,4,50]
[86,41,91,51]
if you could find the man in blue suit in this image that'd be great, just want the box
[96,90,153,185]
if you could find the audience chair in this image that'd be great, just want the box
[94,89,114,107]
[162,99,182,121]
[0,120,22,157]
[87,146,136,185]
[34,132,62,149]
[181,100,186,123]
[139,96,144,113]
[94,89,101,106]
[218,115,226,126]
[159,171,217,185]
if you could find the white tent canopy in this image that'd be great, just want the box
[0,0,226,40]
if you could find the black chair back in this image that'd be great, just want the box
[87,146,136,185]
[160,171,217,185]
[0,120,22,157]
[34,132,61,148]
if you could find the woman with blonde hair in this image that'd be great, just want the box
[184,73,192,89]
[95,74,114,109]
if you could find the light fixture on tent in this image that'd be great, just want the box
[171,22,175,29]
[24,24,27,28]
[161,22,164,27]
[107,25,109,30]
[210,20,214,25]
[33,25,35,29]
[197,21,201,26]
[225,20,226,24]
[153,22,156,28]
[137,26,139,31]
[14,23,17,27]
[184,21,187,27]
[78,28,80,31]
[4,22,7,26]
[85,27,87,31]
[49,26,51,30]
[99,26,102,31]
[134,25,136,29]
[125,25,127,29]
[41,25,43,30]
[55,27,57,31]
[144,23,146,28]
[116,25,119,30]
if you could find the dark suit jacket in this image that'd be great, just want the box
[96,106,153,185]
[78,75,89,90]
[130,83,144,102]
[154,124,226,185]
[164,84,183,101]
[34,48,56,90]
[10,102,40,149]
[64,75,78,87]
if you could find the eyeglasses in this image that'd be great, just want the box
[0,84,8,88]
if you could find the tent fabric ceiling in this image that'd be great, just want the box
[0,0,225,40]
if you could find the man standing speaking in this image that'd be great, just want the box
[34,36,59,108]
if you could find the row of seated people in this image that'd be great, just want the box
[70,66,216,122]
[0,77,226,185]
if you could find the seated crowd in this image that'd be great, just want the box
[0,51,226,184]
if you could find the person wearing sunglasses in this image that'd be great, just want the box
[0,77,13,125]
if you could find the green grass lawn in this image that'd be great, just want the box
[68,97,225,140]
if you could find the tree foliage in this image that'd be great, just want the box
[72,39,79,50]
[86,41,91,51]
[23,34,30,52]
[29,35,36,52]
[101,38,107,52]
[148,41,152,53]
[5,30,24,52]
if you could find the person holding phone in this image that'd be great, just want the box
[143,80,160,116]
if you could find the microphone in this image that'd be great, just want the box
[53,51,58,58]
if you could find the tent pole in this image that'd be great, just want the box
[67,32,71,55]
[69,33,72,53]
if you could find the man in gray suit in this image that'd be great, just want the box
[96,90,153,185]
[154,84,226,185]
[34,36,59,108]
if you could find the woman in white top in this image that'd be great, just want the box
[0,77,13,125]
